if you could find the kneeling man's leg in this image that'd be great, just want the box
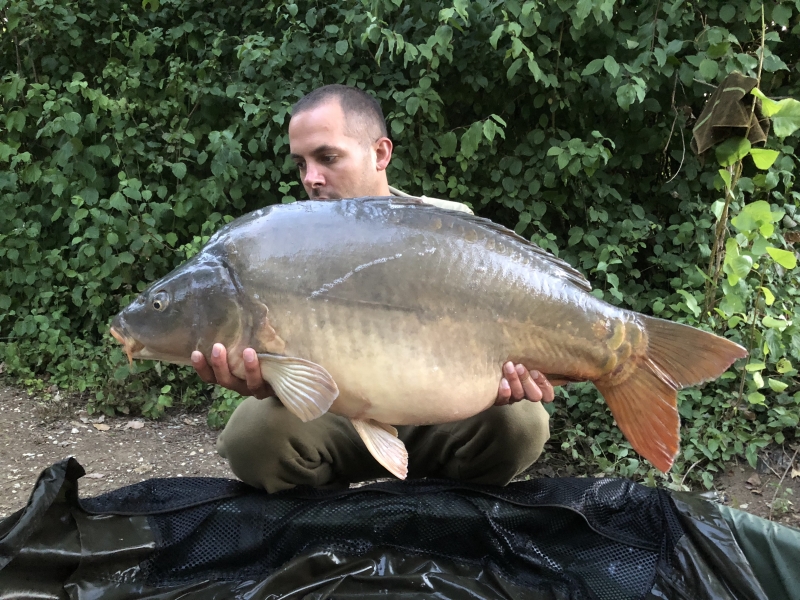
[400,401,550,485]
[216,396,387,493]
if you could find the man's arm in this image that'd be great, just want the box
[192,346,554,404]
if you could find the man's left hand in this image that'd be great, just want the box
[495,362,554,406]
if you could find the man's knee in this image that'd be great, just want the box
[477,401,550,477]
[415,400,550,485]
[216,396,377,492]
[216,396,313,492]
[217,396,293,459]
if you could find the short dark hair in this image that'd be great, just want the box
[291,84,388,142]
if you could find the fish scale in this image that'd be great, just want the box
[111,198,747,477]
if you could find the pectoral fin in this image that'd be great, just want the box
[257,354,339,422]
[351,418,408,480]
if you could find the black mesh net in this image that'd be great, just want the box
[81,477,683,600]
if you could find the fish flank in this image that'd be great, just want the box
[308,253,404,299]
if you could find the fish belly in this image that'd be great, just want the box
[272,300,501,425]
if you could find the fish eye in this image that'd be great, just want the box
[152,291,169,312]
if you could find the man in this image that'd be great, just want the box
[192,84,554,492]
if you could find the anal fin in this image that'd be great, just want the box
[257,354,339,422]
[351,418,408,480]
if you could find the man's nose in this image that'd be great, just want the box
[303,162,324,187]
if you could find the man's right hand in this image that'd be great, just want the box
[192,343,274,399]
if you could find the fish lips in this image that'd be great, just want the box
[109,318,145,365]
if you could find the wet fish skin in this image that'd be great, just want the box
[110,198,747,478]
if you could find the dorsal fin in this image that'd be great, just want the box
[360,196,593,293]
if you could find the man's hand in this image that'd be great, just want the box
[191,343,274,399]
[495,362,554,406]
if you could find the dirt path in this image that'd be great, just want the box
[1,382,798,528]
[0,383,230,517]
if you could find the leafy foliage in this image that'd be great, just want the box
[1,0,799,486]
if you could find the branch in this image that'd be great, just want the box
[25,39,39,84]
[13,34,23,75]
[768,447,799,521]
[649,0,661,52]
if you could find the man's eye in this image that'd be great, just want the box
[295,162,306,171]
[322,155,337,163]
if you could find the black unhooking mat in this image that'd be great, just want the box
[0,458,768,600]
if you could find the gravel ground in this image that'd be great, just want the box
[0,383,231,518]
[1,381,798,528]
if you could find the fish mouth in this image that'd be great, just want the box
[109,326,145,365]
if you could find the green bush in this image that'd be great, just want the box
[1,0,798,485]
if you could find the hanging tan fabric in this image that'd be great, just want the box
[691,71,770,156]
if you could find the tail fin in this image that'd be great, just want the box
[595,316,747,472]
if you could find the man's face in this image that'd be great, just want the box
[288,99,387,199]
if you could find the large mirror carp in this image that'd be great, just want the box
[111,198,747,478]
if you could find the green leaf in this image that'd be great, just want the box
[747,391,765,405]
[730,254,753,279]
[507,57,524,80]
[460,122,483,159]
[482,120,496,142]
[715,137,751,167]
[434,25,453,48]
[759,286,775,305]
[406,96,420,116]
[616,84,637,111]
[171,162,187,180]
[335,40,349,55]
[762,315,789,330]
[768,379,788,393]
[719,4,736,22]
[438,132,457,158]
[776,358,793,374]
[752,371,764,389]
[745,444,759,467]
[698,58,718,81]
[677,289,700,317]
[582,58,604,76]
[489,25,504,49]
[711,200,726,220]
[745,362,766,372]
[603,55,619,78]
[718,168,731,188]
[771,3,792,27]
[749,148,779,170]
[766,246,797,269]
[752,89,800,138]
[113,365,131,381]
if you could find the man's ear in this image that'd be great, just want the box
[373,137,393,172]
